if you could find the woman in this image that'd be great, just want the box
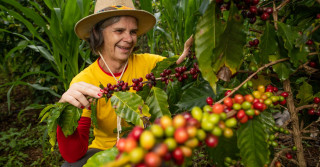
[57,0,193,166]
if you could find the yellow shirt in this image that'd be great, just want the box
[70,53,165,150]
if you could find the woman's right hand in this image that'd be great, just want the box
[59,82,104,109]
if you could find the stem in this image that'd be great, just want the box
[276,0,290,11]
[302,119,320,131]
[270,148,291,167]
[273,2,278,30]
[226,110,237,118]
[279,155,300,166]
[296,104,318,112]
[216,58,289,104]
[249,28,263,34]
[281,118,292,128]
[302,130,319,133]
[301,136,318,140]
[279,105,288,110]
[309,52,319,56]
[311,24,320,34]
[283,79,307,167]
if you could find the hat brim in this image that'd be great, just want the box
[75,10,156,40]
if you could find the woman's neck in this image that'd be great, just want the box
[98,54,128,74]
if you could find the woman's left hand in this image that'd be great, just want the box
[176,35,194,65]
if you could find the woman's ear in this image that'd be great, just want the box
[93,27,100,40]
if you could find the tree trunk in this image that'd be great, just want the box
[283,79,306,167]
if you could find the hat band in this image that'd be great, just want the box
[97,5,134,13]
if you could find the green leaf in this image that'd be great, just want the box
[199,0,210,15]
[296,77,307,84]
[176,81,214,110]
[196,2,246,91]
[111,92,149,125]
[269,55,294,81]
[91,98,99,128]
[137,84,151,101]
[0,6,49,49]
[207,136,239,166]
[27,45,55,62]
[47,104,66,151]
[212,4,246,75]
[58,105,82,137]
[277,22,299,51]
[259,111,276,132]
[2,0,47,27]
[0,28,30,41]
[140,0,152,13]
[39,104,55,120]
[297,81,313,106]
[151,56,178,77]
[40,103,78,151]
[6,80,61,112]
[145,87,171,122]
[27,83,61,98]
[84,147,119,167]
[259,22,278,64]
[195,1,222,91]
[288,47,309,67]
[166,81,182,113]
[237,117,269,167]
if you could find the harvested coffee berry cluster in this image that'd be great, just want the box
[264,84,287,105]
[241,1,273,23]
[267,125,290,148]
[216,0,273,24]
[105,84,291,166]
[249,38,259,47]
[115,81,130,92]
[224,157,237,166]
[132,77,144,91]
[306,39,313,46]
[110,106,237,166]
[174,66,188,82]
[309,61,317,68]
[101,62,201,98]
[224,84,286,124]
[189,62,200,79]
[103,83,115,98]
[306,97,320,116]
[103,82,129,98]
[146,73,156,88]
[186,49,196,59]
[160,69,173,84]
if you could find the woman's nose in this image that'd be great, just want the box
[123,32,133,43]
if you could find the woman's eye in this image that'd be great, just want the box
[131,31,137,35]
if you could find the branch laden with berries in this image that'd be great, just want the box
[40,0,320,167]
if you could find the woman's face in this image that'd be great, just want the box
[101,16,138,62]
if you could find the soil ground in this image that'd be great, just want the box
[0,85,63,167]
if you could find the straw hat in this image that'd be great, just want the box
[75,0,156,40]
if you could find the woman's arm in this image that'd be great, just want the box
[57,116,91,162]
[176,35,194,65]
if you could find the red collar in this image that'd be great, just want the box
[97,57,128,77]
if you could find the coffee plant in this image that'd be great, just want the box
[40,0,320,167]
